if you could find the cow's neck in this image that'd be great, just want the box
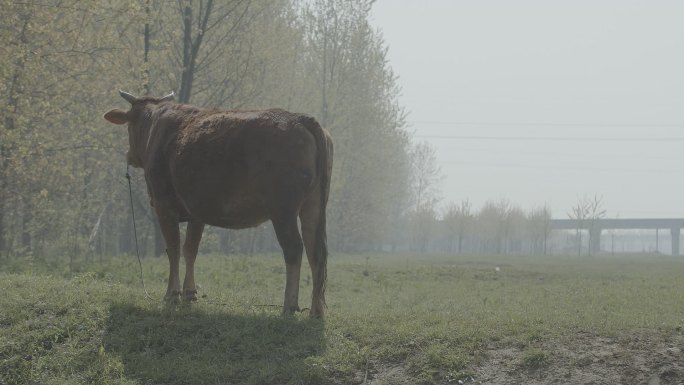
[135,103,185,168]
[132,106,157,169]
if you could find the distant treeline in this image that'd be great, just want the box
[91,199,557,258]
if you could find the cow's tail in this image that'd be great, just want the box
[299,115,333,309]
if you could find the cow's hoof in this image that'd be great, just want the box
[309,308,325,319]
[281,305,301,317]
[182,290,198,302]
[309,300,326,319]
[164,291,181,304]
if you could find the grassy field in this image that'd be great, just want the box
[1,252,683,384]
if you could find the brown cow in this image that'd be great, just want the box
[104,91,333,317]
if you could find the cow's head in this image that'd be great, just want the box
[104,90,175,168]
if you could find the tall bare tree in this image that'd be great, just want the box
[568,194,606,256]
[409,141,443,212]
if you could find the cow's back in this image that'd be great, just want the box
[169,109,318,228]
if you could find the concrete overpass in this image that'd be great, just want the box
[550,218,684,255]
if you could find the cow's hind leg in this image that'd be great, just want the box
[182,221,205,302]
[155,208,182,303]
[272,215,304,316]
[300,196,327,318]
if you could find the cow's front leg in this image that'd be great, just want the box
[182,221,205,302]
[155,207,181,303]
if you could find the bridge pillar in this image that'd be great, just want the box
[671,228,680,256]
[589,227,602,255]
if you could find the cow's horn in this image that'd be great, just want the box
[160,91,175,102]
[119,90,139,104]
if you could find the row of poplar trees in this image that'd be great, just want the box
[0,0,425,258]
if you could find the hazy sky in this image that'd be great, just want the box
[370,1,684,218]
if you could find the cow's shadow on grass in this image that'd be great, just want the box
[104,303,326,385]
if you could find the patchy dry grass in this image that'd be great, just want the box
[1,252,683,384]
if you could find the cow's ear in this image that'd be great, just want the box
[104,109,128,125]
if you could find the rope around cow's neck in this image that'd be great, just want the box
[126,164,154,300]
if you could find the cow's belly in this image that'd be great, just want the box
[179,189,270,229]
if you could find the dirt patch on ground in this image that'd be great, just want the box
[471,332,684,384]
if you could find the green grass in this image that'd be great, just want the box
[520,348,550,370]
[1,252,683,384]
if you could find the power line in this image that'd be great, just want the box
[414,135,684,142]
[423,145,684,161]
[442,161,681,174]
[408,120,684,128]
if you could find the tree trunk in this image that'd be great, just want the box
[21,206,31,253]
[178,0,213,104]
[179,4,193,103]
[0,161,5,257]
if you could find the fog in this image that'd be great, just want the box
[4,1,684,257]
[371,0,684,219]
